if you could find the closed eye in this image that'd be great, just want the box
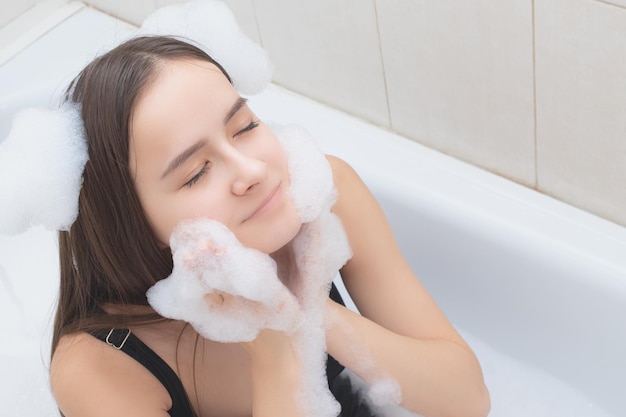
[184,162,209,188]
[234,120,259,137]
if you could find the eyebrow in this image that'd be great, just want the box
[161,139,207,179]
[224,97,248,124]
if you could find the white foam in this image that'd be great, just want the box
[0,105,87,234]
[270,123,337,223]
[147,219,301,342]
[138,0,272,95]
[368,377,402,408]
[288,213,351,417]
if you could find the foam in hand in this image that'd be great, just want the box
[0,105,87,234]
[147,219,301,342]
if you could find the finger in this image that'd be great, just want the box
[203,291,226,308]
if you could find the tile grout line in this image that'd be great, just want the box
[532,0,539,190]
[372,0,393,130]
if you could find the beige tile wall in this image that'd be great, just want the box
[535,0,626,227]
[376,0,536,186]
[43,0,626,226]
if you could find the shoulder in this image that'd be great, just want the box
[326,154,359,188]
[325,154,385,227]
[326,155,371,211]
[51,331,171,417]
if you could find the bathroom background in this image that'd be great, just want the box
[2,0,625,227]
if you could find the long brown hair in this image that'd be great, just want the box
[52,36,232,355]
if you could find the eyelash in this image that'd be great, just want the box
[184,162,209,188]
[234,119,259,137]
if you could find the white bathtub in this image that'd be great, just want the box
[1,4,625,417]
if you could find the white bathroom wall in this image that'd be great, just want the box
[3,0,625,227]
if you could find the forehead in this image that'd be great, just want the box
[131,58,236,138]
[136,58,233,114]
[129,59,237,172]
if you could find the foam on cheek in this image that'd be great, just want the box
[269,123,336,223]
[0,105,87,234]
[147,219,301,342]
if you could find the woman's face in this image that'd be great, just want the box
[130,59,301,254]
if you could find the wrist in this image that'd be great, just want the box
[243,330,304,416]
[242,329,298,369]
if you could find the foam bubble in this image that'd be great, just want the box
[0,105,87,234]
[270,123,336,223]
[287,214,350,417]
[139,0,272,95]
[147,219,301,342]
[368,377,402,408]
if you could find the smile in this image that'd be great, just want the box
[245,184,282,221]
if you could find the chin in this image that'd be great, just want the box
[259,219,303,255]
[272,224,304,255]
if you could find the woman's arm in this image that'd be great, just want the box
[242,329,306,417]
[326,156,490,417]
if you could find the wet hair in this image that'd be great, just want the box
[51,36,232,355]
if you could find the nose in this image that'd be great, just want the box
[228,149,267,195]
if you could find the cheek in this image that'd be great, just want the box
[141,202,178,247]
[277,203,303,246]
[157,197,237,244]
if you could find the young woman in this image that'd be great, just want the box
[49,35,490,417]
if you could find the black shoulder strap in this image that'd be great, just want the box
[90,329,197,417]
[327,283,346,382]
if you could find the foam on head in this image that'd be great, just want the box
[0,105,87,234]
[138,0,272,95]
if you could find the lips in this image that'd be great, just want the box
[245,184,281,221]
